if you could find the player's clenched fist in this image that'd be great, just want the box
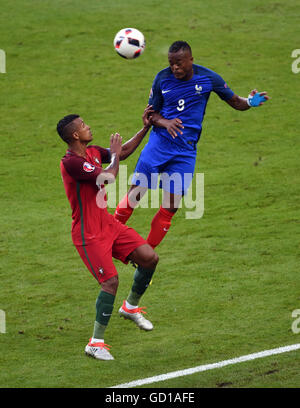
[110,133,122,156]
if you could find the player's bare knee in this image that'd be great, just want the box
[153,251,159,266]
[101,275,119,295]
[162,205,179,214]
[145,250,159,270]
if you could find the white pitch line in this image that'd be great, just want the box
[111,343,300,388]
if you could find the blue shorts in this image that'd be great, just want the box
[131,133,197,195]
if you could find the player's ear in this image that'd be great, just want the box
[72,131,79,141]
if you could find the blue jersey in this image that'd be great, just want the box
[148,64,234,151]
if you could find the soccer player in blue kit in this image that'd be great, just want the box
[115,41,269,248]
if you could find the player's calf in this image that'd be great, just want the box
[114,193,134,224]
[122,245,158,330]
[147,206,176,249]
[114,186,147,224]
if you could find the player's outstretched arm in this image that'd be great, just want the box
[119,105,154,160]
[226,89,269,111]
[151,112,184,139]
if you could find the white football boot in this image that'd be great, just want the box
[85,339,114,360]
[119,300,153,331]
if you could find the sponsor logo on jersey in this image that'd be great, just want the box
[83,161,95,172]
[98,267,104,275]
[162,89,171,94]
[94,157,100,164]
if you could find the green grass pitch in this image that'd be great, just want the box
[0,0,300,388]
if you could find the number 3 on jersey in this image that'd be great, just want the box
[177,99,185,111]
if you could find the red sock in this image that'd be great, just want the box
[114,194,134,224]
[146,206,175,249]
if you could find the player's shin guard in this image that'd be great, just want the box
[114,194,134,224]
[146,206,175,249]
[127,266,155,306]
[93,290,115,339]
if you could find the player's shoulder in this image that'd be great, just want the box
[193,63,219,78]
[88,145,111,164]
[61,150,82,168]
[61,150,76,163]
[154,66,173,82]
[60,151,81,178]
[87,145,101,153]
[88,145,110,152]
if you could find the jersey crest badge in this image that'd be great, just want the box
[195,84,202,95]
[83,161,95,172]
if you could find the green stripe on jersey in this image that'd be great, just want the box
[76,182,98,282]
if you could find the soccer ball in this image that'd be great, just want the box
[113,28,145,59]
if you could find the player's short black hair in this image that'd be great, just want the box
[56,114,80,144]
[168,41,192,54]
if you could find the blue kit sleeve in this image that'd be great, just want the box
[211,71,235,101]
[148,73,164,112]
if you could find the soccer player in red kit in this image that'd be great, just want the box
[57,106,158,361]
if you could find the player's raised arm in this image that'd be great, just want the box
[96,133,122,185]
[226,89,269,111]
[119,105,154,160]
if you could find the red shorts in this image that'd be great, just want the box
[75,222,146,284]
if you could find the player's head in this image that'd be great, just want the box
[57,114,92,145]
[168,41,193,81]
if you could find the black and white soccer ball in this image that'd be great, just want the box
[113,28,145,59]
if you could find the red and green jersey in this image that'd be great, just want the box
[60,145,112,246]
